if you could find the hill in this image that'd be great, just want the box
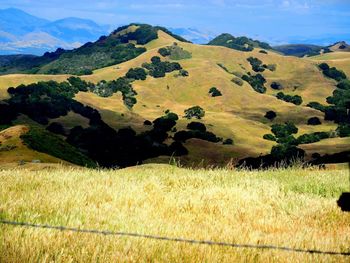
[0,26,349,168]
[207,33,272,51]
[329,41,350,52]
[0,24,188,76]
[1,165,349,262]
[272,44,331,57]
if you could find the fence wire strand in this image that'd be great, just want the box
[1,219,349,256]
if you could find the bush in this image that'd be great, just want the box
[184,106,205,119]
[178,69,189,77]
[263,134,276,141]
[319,63,347,81]
[187,122,206,132]
[270,82,283,90]
[158,47,171,57]
[337,79,350,90]
[231,78,243,86]
[209,87,222,97]
[307,117,321,125]
[247,57,265,72]
[276,92,303,105]
[126,67,147,80]
[337,124,350,137]
[296,132,329,144]
[142,56,184,78]
[242,74,267,93]
[259,50,268,54]
[271,122,298,138]
[265,64,276,71]
[223,138,234,145]
[158,44,192,60]
[264,111,277,120]
[307,101,326,112]
[144,120,152,126]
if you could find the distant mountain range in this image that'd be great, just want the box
[0,8,110,55]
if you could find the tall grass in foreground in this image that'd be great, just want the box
[1,164,349,262]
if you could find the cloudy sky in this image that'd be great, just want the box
[0,0,349,44]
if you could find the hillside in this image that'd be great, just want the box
[273,44,331,57]
[207,33,271,51]
[0,26,349,168]
[1,165,349,262]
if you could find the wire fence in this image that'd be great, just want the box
[1,219,349,257]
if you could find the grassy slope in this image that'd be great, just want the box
[1,165,349,262]
[310,52,350,76]
[0,125,66,166]
[0,31,348,165]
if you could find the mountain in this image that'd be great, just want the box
[169,28,216,44]
[272,44,331,57]
[0,8,49,36]
[328,41,350,52]
[208,33,272,51]
[0,24,349,168]
[273,41,350,57]
[0,8,109,55]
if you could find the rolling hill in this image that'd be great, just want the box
[0,25,349,168]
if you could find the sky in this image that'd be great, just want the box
[0,0,349,44]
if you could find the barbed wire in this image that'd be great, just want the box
[1,219,349,256]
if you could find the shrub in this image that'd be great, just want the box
[337,124,350,137]
[296,132,329,144]
[307,102,326,112]
[142,56,184,78]
[178,69,189,77]
[264,111,277,120]
[158,47,171,57]
[263,134,276,141]
[209,87,222,97]
[126,67,147,81]
[271,122,298,138]
[223,138,234,145]
[337,79,350,90]
[270,82,283,90]
[259,50,268,54]
[247,57,265,72]
[242,74,267,93]
[307,117,321,125]
[265,64,276,71]
[184,106,205,119]
[158,44,192,60]
[144,120,152,126]
[276,92,303,105]
[231,78,243,86]
[319,63,347,81]
[187,122,206,132]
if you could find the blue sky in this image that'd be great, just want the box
[0,0,349,44]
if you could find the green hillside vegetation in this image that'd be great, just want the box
[208,33,272,51]
[21,126,96,167]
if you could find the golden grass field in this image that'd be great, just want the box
[0,30,349,165]
[1,164,350,262]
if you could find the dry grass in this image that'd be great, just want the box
[1,164,349,262]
